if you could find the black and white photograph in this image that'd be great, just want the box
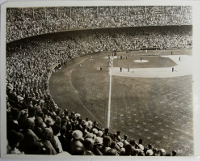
[1,1,200,159]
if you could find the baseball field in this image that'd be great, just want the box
[49,49,193,156]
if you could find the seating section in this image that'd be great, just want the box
[6,6,192,42]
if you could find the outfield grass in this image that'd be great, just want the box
[110,75,193,156]
[49,56,108,127]
[71,56,110,124]
[113,56,177,68]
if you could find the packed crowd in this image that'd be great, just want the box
[7,103,177,156]
[6,26,191,156]
[6,6,192,42]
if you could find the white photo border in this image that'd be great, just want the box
[1,0,200,159]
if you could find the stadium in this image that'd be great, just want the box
[5,6,193,156]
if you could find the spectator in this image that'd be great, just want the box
[51,124,63,153]
[172,150,177,156]
[18,118,39,154]
[70,130,84,154]
[100,136,111,155]
[58,127,70,152]
[40,128,57,155]
[83,138,95,155]
[93,137,103,155]
[7,108,20,132]
[7,130,24,154]
[124,144,132,156]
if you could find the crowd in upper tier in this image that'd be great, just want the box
[6,6,192,42]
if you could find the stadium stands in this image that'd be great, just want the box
[6,6,192,156]
[6,6,192,42]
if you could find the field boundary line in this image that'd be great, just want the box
[107,67,112,128]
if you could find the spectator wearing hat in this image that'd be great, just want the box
[84,132,95,140]
[160,149,166,156]
[97,130,103,137]
[40,128,57,155]
[75,113,81,119]
[92,128,98,136]
[70,130,84,154]
[83,138,95,155]
[100,136,112,155]
[7,130,24,154]
[93,137,103,155]
[146,149,153,156]
[119,147,126,155]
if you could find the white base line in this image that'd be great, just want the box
[107,68,112,128]
[107,56,114,128]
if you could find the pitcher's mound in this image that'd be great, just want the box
[134,60,149,63]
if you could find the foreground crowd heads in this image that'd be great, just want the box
[6,6,192,42]
[7,106,177,156]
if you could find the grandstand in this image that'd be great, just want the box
[6,6,192,42]
[5,5,193,156]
